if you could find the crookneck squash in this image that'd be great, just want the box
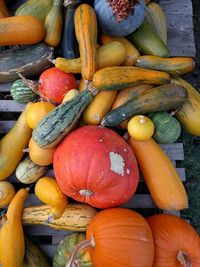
[0,188,29,267]
[0,104,32,180]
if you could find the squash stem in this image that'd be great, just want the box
[65,237,95,267]
[63,0,73,7]
[177,250,191,267]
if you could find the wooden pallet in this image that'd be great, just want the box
[0,0,195,262]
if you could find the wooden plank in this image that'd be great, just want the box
[163,210,181,217]
[24,225,72,236]
[0,82,12,92]
[160,143,184,160]
[0,100,25,112]
[0,120,15,133]
[160,0,193,15]
[121,194,156,209]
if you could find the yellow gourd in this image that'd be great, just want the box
[0,104,32,180]
[62,89,79,103]
[0,181,15,208]
[35,176,68,220]
[26,101,56,129]
[0,188,28,267]
[128,115,155,141]
[29,138,56,166]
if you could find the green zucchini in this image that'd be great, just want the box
[101,84,188,127]
[15,0,52,23]
[10,79,39,104]
[0,43,53,82]
[127,20,169,57]
[32,89,94,148]
[16,156,48,184]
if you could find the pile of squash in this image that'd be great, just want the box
[0,0,200,266]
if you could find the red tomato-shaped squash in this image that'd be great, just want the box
[53,125,139,209]
[147,214,200,267]
[38,67,78,104]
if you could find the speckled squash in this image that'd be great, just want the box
[150,112,181,144]
[53,233,93,267]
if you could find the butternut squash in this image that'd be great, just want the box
[0,15,45,45]
[128,137,188,211]
[91,66,170,90]
[0,0,9,18]
[111,84,154,129]
[0,104,32,180]
[136,55,195,75]
[171,77,200,136]
[44,0,63,47]
[0,188,28,267]
[83,91,117,125]
[22,204,97,231]
[74,4,98,80]
[55,41,126,73]
[100,33,140,65]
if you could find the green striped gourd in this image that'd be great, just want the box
[15,156,48,184]
[10,79,39,104]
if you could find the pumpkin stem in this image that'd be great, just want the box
[65,238,95,267]
[177,250,191,267]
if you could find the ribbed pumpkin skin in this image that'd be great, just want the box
[54,125,139,209]
[147,214,200,267]
[86,208,154,267]
[53,233,93,267]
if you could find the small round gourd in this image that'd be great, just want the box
[10,79,39,104]
[0,181,15,208]
[150,112,181,144]
[128,115,154,141]
[53,233,93,267]
[29,138,56,166]
[94,0,146,37]
[26,101,56,129]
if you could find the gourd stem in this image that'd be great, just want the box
[139,115,146,124]
[123,131,130,141]
[177,250,191,267]
[63,0,73,7]
[65,238,95,267]
[101,117,108,127]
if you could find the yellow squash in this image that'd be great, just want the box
[171,77,200,136]
[100,33,140,65]
[55,41,126,73]
[74,4,97,80]
[0,188,28,267]
[0,104,32,180]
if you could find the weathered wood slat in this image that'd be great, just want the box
[0,82,12,92]
[24,225,72,236]
[0,100,25,112]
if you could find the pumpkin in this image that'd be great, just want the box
[94,0,146,37]
[150,111,181,144]
[26,101,56,129]
[0,181,15,208]
[66,208,154,267]
[53,233,93,267]
[54,125,139,209]
[128,115,155,141]
[147,214,200,267]
[29,137,56,166]
[37,67,78,105]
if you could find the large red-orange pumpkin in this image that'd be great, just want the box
[66,208,154,267]
[147,214,200,267]
[53,125,139,209]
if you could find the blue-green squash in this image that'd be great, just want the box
[10,79,39,104]
[150,112,181,144]
[53,233,93,267]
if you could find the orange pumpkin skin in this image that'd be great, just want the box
[54,125,139,209]
[147,214,200,267]
[86,208,154,267]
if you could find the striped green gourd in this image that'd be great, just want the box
[15,156,48,184]
[32,89,94,148]
[10,79,39,104]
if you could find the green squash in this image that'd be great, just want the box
[53,233,93,267]
[150,111,181,144]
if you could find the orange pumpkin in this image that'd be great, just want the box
[66,208,154,267]
[147,214,200,267]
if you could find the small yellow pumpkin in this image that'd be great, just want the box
[35,176,68,220]
[0,181,15,208]
[128,115,155,141]
[62,89,79,103]
[26,101,56,129]
[28,138,56,166]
